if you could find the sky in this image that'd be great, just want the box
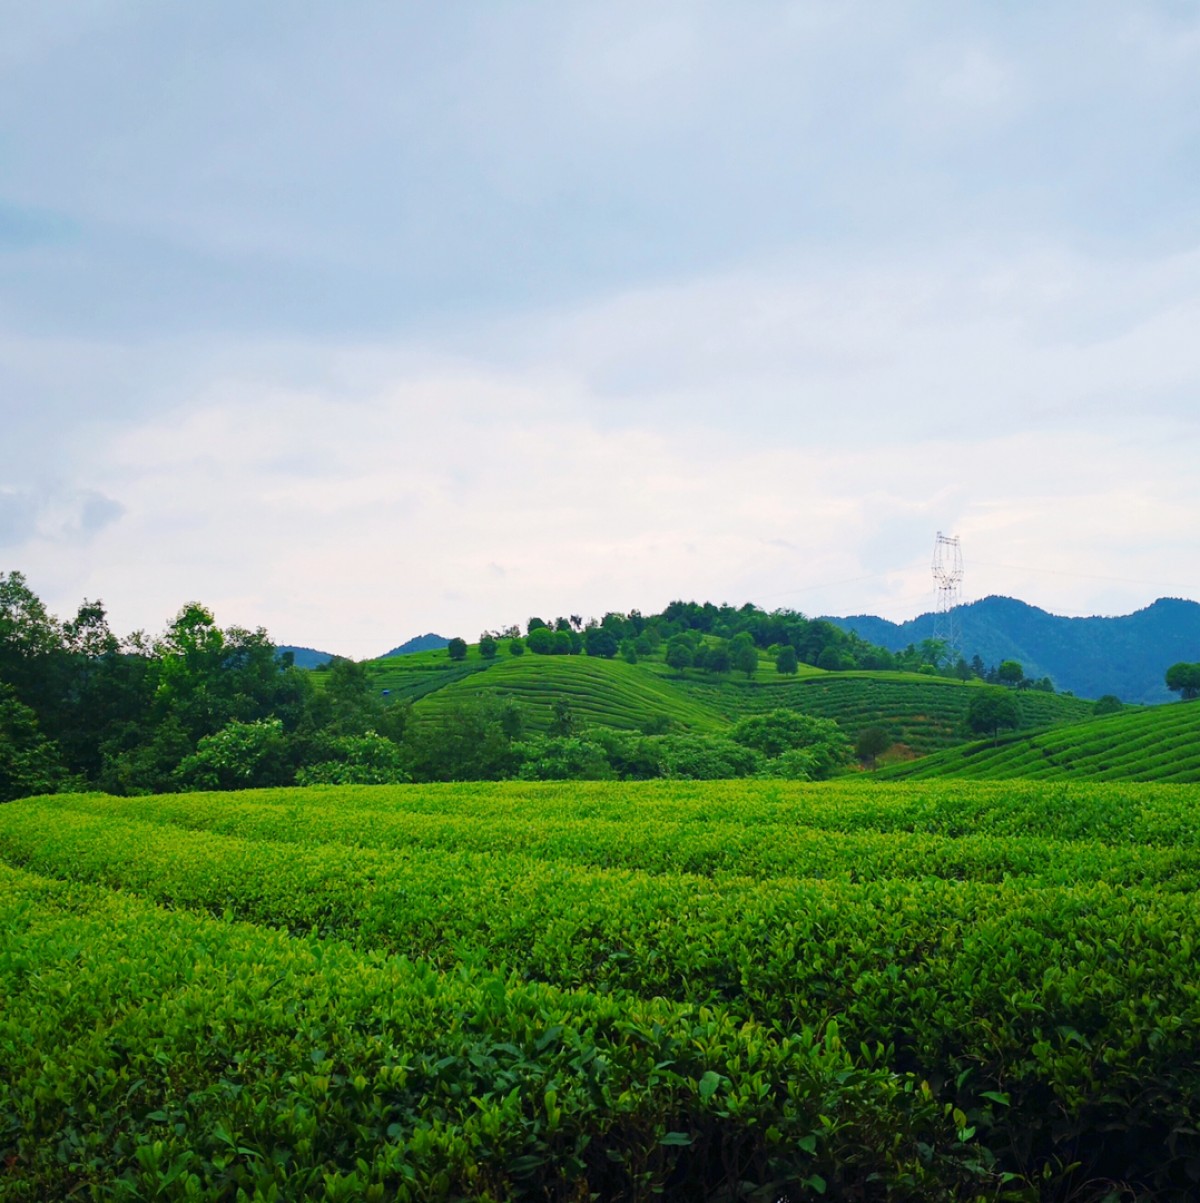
[3,2,1199,658]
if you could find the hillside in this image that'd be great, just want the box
[880,699,1200,783]
[823,595,1200,704]
[361,641,1091,755]
[668,671,1093,757]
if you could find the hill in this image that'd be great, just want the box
[823,595,1200,703]
[666,670,1093,757]
[382,633,450,657]
[276,644,337,669]
[360,641,1091,755]
[880,699,1200,782]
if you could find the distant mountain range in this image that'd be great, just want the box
[823,595,1200,704]
[276,645,338,670]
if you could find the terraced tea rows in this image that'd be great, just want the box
[410,655,725,733]
[5,780,1200,1200]
[886,699,1200,782]
[670,675,1093,756]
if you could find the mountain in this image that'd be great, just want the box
[822,596,1200,704]
[382,633,450,657]
[276,645,338,669]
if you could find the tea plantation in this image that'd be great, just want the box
[4,780,1200,1201]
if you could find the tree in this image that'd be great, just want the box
[997,660,1024,687]
[854,725,891,769]
[508,637,525,657]
[1165,662,1200,701]
[1093,694,1123,716]
[549,697,575,736]
[584,627,618,659]
[733,643,758,679]
[965,688,1020,743]
[665,636,693,674]
[173,717,290,790]
[775,646,798,676]
[730,709,850,778]
[478,635,498,660]
[447,637,468,662]
[526,627,554,655]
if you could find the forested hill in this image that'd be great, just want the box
[823,595,1200,704]
[383,633,450,657]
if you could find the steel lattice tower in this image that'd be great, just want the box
[931,532,964,661]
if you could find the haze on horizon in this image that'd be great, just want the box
[3,3,1199,659]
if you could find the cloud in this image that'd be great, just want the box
[0,485,124,548]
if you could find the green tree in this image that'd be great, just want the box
[854,725,891,769]
[508,637,525,657]
[549,697,576,736]
[775,645,798,676]
[0,683,71,802]
[447,637,468,662]
[478,635,498,660]
[584,627,618,658]
[966,688,1020,743]
[997,660,1024,687]
[1093,694,1123,716]
[526,627,554,655]
[296,732,409,785]
[173,717,290,790]
[665,636,693,674]
[730,709,850,778]
[1165,662,1200,701]
[733,643,758,679]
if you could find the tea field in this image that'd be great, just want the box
[4,780,1200,1201]
[884,699,1200,782]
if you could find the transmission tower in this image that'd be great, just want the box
[931,532,964,661]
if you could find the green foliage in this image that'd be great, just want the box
[10,780,1200,1198]
[997,660,1024,687]
[478,634,498,660]
[295,732,409,785]
[508,636,525,656]
[966,689,1021,743]
[1165,661,1200,700]
[173,718,290,790]
[446,636,468,662]
[584,626,618,659]
[514,735,614,780]
[775,645,798,675]
[855,724,891,768]
[1092,694,1123,716]
[664,635,693,673]
[526,626,555,655]
[658,734,762,778]
[0,683,71,802]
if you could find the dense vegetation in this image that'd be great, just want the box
[6,571,1071,802]
[5,780,1200,1200]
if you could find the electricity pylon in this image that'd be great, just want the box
[931,532,964,662]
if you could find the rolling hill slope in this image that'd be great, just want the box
[665,671,1093,756]
[880,700,1200,782]
[353,641,1095,755]
[408,654,726,734]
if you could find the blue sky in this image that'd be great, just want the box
[3,2,1199,655]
